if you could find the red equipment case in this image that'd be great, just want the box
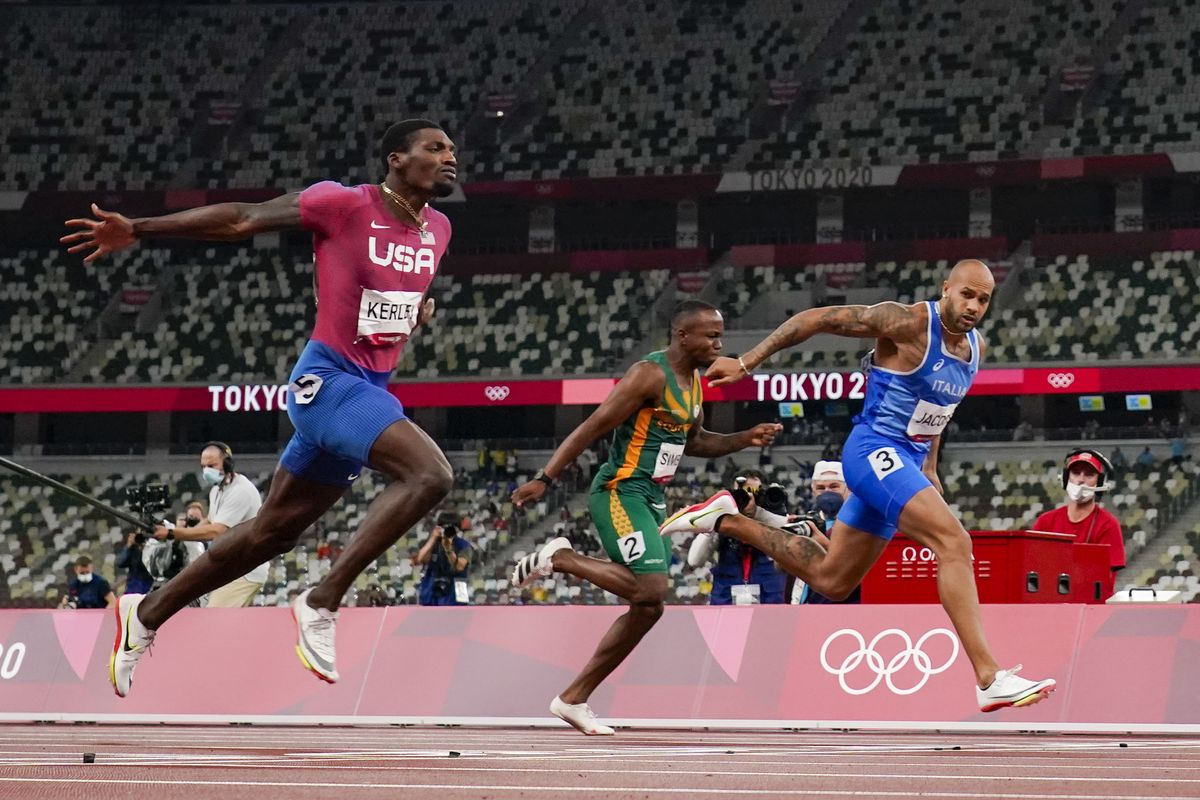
[860,530,1111,604]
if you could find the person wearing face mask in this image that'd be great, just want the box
[61,555,116,609]
[790,461,861,604]
[156,443,267,607]
[1032,449,1125,597]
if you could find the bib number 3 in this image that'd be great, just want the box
[619,531,647,564]
[869,446,904,480]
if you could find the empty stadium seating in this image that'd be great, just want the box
[1,4,289,190]
[1048,0,1200,157]
[4,245,1197,383]
[747,0,1121,168]
[7,0,1194,190]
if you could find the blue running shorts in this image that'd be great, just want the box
[279,340,407,487]
[836,424,933,541]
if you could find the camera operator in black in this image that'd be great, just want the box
[116,530,153,595]
[689,470,790,604]
[412,512,472,606]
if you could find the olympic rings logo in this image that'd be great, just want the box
[484,385,511,402]
[819,628,960,696]
[1047,372,1075,389]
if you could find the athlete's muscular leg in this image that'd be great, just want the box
[712,515,886,601]
[556,571,668,705]
[898,487,1001,688]
[550,550,642,598]
[139,470,345,630]
[306,419,453,611]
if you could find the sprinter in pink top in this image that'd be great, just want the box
[62,119,458,695]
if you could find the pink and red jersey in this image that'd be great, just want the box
[298,181,451,373]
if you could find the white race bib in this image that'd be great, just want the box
[288,374,323,405]
[651,442,685,483]
[869,446,904,480]
[906,399,959,440]
[357,288,423,345]
[618,530,647,564]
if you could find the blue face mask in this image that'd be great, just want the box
[815,491,845,519]
[200,466,224,487]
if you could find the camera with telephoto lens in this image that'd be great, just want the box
[757,483,789,517]
[437,511,459,539]
[125,484,170,538]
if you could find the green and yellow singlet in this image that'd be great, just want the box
[593,350,702,496]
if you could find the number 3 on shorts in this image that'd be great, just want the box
[869,446,903,480]
[619,531,647,564]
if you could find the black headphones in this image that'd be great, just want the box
[1061,448,1114,489]
[204,441,235,476]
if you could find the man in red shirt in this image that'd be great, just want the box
[1032,449,1125,596]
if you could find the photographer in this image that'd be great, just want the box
[790,460,859,604]
[115,530,153,595]
[60,555,116,609]
[412,512,472,606]
[688,470,789,605]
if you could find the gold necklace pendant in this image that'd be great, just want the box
[380,183,427,231]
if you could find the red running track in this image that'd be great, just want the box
[1,724,1198,799]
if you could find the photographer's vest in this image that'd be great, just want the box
[593,350,701,496]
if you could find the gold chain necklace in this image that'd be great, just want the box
[379,183,427,232]
[934,301,962,337]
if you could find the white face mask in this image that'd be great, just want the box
[1066,482,1096,503]
[77,572,94,583]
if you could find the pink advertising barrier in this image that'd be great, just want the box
[1,605,1196,731]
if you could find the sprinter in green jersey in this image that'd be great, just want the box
[510,300,781,735]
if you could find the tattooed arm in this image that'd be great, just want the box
[708,302,924,385]
[744,302,923,370]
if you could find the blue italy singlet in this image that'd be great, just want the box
[837,301,979,539]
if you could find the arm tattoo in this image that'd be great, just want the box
[859,302,921,340]
[747,301,919,365]
[818,306,874,337]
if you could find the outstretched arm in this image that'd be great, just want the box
[684,407,782,458]
[511,361,663,506]
[708,302,924,385]
[61,192,302,263]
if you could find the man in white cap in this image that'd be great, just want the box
[791,461,859,604]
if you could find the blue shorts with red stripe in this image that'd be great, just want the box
[279,340,407,487]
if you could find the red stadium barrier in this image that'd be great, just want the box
[1,605,1196,731]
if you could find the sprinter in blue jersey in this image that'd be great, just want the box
[662,260,1056,712]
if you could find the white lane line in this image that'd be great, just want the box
[0,766,1197,785]
[0,777,1191,799]
[0,756,1192,773]
[0,760,1199,781]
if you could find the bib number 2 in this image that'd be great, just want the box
[619,531,647,564]
[869,446,904,480]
